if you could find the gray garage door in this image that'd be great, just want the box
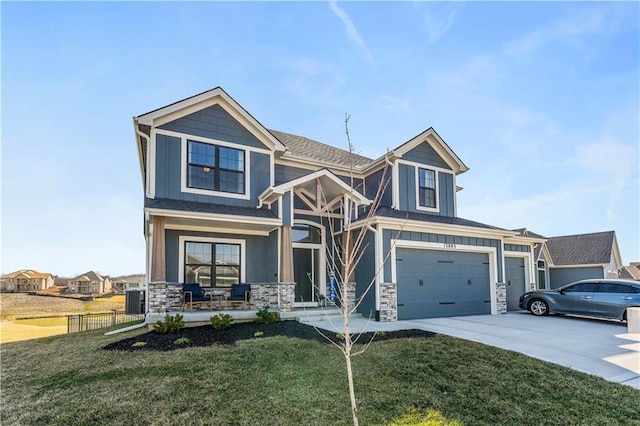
[396,248,491,320]
[505,257,526,311]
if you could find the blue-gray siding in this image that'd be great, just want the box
[282,191,292,226]
[275,164,364,193]
[155,133,271,206]
[382,229,503,282]
[549,267,604,289]
[364,168,392,207]
[158,104,269,150]
[402,142,451,170]
[505,244,531,253]
[354,230,376,318]
[397,164,455,216]
[165,229,278,283]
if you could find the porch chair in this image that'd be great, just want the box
[226,283,251,309]
[181,283,213,312]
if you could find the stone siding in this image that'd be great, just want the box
[496,282,507,314]
[379,282,397,322]
[148,282,182,313]
[147,282,296,314]
[250,282,296,312]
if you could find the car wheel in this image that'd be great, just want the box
[529,299,549,316]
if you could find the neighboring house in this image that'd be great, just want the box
[620,262,640,281]
[112,277,145,294]
[0,270,54,292]
[67,271,112,294]
[134,86,546,322]
[534,231,623,289]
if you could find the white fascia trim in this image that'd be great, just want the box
[145,207,281,226]
[390,239,499,314]
[505,250,534,291]
[148,127,157,198]
[367,217,519,240]
[259,168,371,206]
[137,87,286,153]
[505,236,548,244]
[178,235,246,283]
[177,134,251,200]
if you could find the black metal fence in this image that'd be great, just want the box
[67,311,144,333]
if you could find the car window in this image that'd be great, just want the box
[598,283,628,293]
[563,283,598,292]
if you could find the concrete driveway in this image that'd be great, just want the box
[303,311,640,389]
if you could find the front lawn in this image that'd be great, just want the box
[1,321,638,425]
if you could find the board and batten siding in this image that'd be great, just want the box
[154,133,271,207]
[402,142,452,170]
[158,104,269,151]
[504,244,531,253]
[382,229,503,283]
[364,168,392,207]
[165,229,278,283]
[275,164,364,192]
[353,230,377,317]
[398,164,455,216]
[549,267,604,289]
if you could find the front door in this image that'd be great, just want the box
[293,247,320,305]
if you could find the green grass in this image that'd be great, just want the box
[1,327,638,425]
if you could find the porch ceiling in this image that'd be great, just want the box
[164,216,280,235]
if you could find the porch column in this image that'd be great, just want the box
[150,216,166,282]
[280,226,294,282]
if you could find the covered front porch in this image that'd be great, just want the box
[145,281,350,328]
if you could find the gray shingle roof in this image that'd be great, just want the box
[145,197,278,219]
[372,207,507,231]
[546,231,615,266]
[269,129,373,169]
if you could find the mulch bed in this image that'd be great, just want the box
[103,321,436,351]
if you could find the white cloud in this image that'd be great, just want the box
[328,1,374,64]
[504,9,604,57]
[419,1,463,43]
[282,56,345,105]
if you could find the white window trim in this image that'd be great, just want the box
[178,235,246,284]
[179,137,251,200]
[504,251,534,292]
[390,239,499,315]
[394,159,454,214]
[415,166,439,212]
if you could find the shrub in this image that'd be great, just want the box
[210,313,233,330]
[255,307,280,324]
[173,337,191,346]
[153,314,185,334]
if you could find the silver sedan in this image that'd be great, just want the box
[519,279,640,321]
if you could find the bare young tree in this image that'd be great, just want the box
[308,114,403,426]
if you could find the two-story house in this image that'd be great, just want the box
[0,269,54,292]
[67,271,112,295]
[134,87,544,322]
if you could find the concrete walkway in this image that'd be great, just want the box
[301,311,640,389]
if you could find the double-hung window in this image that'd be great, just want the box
[184,241,241,288]
[418,168,437,208]
[187,141,245,194]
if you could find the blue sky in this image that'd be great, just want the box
[2,1,638,277]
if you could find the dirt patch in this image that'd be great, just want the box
[103,321,436,351]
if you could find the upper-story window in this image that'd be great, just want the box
[418,168,437,208]
[187,141,245,194]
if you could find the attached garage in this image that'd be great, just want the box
[396,248,491,320]
[505,257,526,311]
